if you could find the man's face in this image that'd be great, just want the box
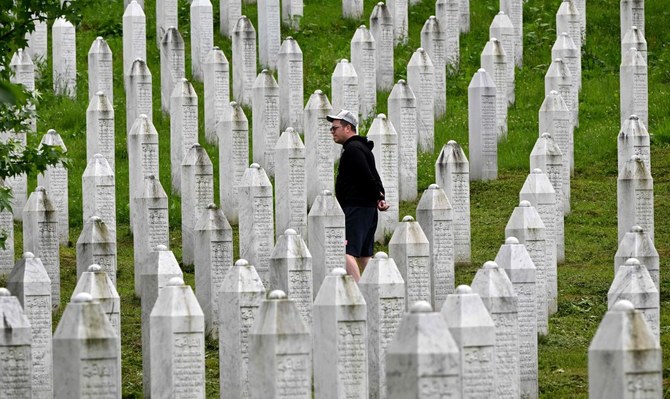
[330,121,351,144]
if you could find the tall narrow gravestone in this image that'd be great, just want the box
[156,0,178,47]
[150,278,205,398]
[389,216,432,309]
[489,12,515,105]
[53,293,121,399]
[269,229,313,328]
[307,190,346,297]
[495,237,539,399]
[76,216,117,285]
[37,129,68,245]
[367,114,399,241]
[615,225,658,289]
[351,25,377,119]
[501,0,522,67]
[358,252,405,399]
[71,264,121,337]
[471,261,520,399]
[88,37,113,103]
[125,59,153,135]
[622,26,647,64]
[274,128,307,237]
[232,16,257,106]
[481,38,508,138]
[531,132,568,221]
[416,184,454,308]
[551,34,580,127]
[505,200,548,334]
[342,0,363,19]
[127,115,159,230]
[122,1,146,79]
[82,154,116,236]
[170,79,199,194]
[435,0,460,67]
[386,0,408,45]
[331,59,360,125]
[252,70,280,175]
[23,187,59,307]
[52,17,76,97]
[190,0,213,82]
[282,0,302,29]
[519,169,558,315]
[304,90,333,206]
[219,101,249,224]
[469,68,498,180]
[7,253,52,399]
[195,204,233,338]
[441,285,496,398]
[540,89,573,191]
[278,37,304,133]
[620,0,644,40]
[258,0,281,69]
[388,80,417,200]
[239,164,275,289]
[620,47,648,129]
[617,155,653,243]
[313,268,369,399]
[9,49,35,134]
[436,141,471,264]
[545,58,575,135]
[220,0,241,38]
[203,47,230,144]
[385,301,461,399]
[86,92,115,171]
[27,18,48,63]
[219,259,266,399]
[181,144,213,266]
[460,0,470,33]
[407,49,435,154]
[140,245,183,398]
[0,288,33,398]
[589,300,661,398]
[370,3,394,91]
[249,290,312,399]
[160,27,185,113]
[556,0,582,90]
[618,115,650,174]
[608,258,659,340]
[0,180,13,274]
[421,16,446,118]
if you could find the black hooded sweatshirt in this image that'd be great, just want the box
[335,135,386,207]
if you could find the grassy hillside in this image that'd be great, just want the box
[7,0,670,397]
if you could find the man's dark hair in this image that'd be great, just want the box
[342,120,356,133]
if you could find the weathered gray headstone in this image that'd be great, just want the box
[232,16,257,106]
[181,143,214,266]
[190,0,213,81]
[342,0,363,19]
[23,187,59,307]
[331,59,360,127]
[539,89,573,195]
[53,293,121,398]
[407,49,435,153]
[277,37,304,133]
[71,264,120,337]
[556,0,582,90]
[0,180,14,274]
[150,277,205,398]
[122,1,146,78]
[416,184,454,308]
[471,261,520,399]
[10,48,35,92]
[219,101,249,224]
[258,0,280,69]
[37,129,68,245]
[26,18,48,63]
[282,0,302,29]
[358,252,405,399]
[7,253,52,399]
[160,27,185,113]
[617,155,653,243]
[307,190,346,297]
[620,47,648,130]
[386,301,461,399]
[501,0,523,66]
[370,3,394,91]
[588,300,661,398]
[304,90,334,206]
[274,128,307,237]
[249,290,312,399]
[0,288,33,398]
[469,68,498,180]
[388,80,418,200]
[203,47,230,144]
[125,59,153,135]
[351,25,377,119]
[460,0,470,32]
[170,78,199,195]
[420,16,447,118]
[220,0,242,37]
[481,38,508,138]
[608,258,659,340]
[127,114,159,230]
[76,216,117,285]
[495,237,538,399]
[313,268,369,398]
[156,0,178,47]
[435,141,471,264]
[389,216,432,309]
[367,114,399,241]
[615,225,658,289]
[622,26,647,64]
[219,259,266,399]
[386,0,408,45]
[489,11,515,105]
[88,37,113,103]
[86,92,115,171]
[551,33,580,126]
[435,0,460,67]
[620,0,644,40]
[531,132,569,220]
[252,70,280,175]
[82,154,116,236]
[52,18,76,97]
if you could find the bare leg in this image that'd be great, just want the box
[357,256,372,276]
[345,254,361,282]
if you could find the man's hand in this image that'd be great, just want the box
[377,199,390,211]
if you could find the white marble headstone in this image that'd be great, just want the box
[125,59,153,135]
[367,114,399,241]
[76,216,117,285]
[501,0,523,66]
[220,0,242,37]
[203,47,230,144]
[407,49,435,153]
[388,80,418,200]
[0,288,33,398]
[617,155,653,243]
[420,16,447,118]
[159,27,185,113]
[531,132,568,220]
[620,47,648,129]
[87,37,113,103]
[181,144,214,266]
[489,12,515,105]
[37,130,68,245]
[170,78,199,194]
[52,18,76,98]
[252,70,280,175]
[386,0,408,44]
[342,0,363,18]
[370,3,394,91]
[71,264,120,336]
[281,0,302,29]
[556,0,582,89]
[86,92,115,171]
[190,0,213,81]
[351,25,377,119]
[219,101,249,224]
[232,16,257,106]
[82,154,116,236]
[304,90,334,206]
[480,38,508,138]
[331,59,360,127]
[389,216,432,309]
[622,26,647,64]
[277,37,304,132]
[258,0,281,69]
[122,1,146,78]
[620,0,644,40]
[468,68,498,180]
[615,225,658,289]
[127,114,159,229]
[551,34,580,126]
[274,128,307,237]
[435,0,460,67]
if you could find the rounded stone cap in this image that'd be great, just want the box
[155,244,168,251]
[456,285,472,294]
[377,113,387,120]
[331,268,347,277]
[631,225,643,233]
[519,200,532,207]
[180,77,188,83]
[96,36,103,40]
[447,140,457,145]
[322,189,332,196]
[410,301,432,313]
[561,32,569,37]
[261,69,269,74]
[483,261,498,269]
[168,277,185,286]
[550,90,558,95]
[397,79,406,84]
[314,89,323,95]
[541,132,552,139]
[429,16,436,20]
[340,58,349,63]
[284,228,297,236]
[207,203,218,210]
[213,46,220,50]
[532,168,543,174]
[359,24,366,28]
[377,1,383,5]
[23,252,35,259]
[250,163,260,169]
[374,252,388,259]
[612,300,635,311]
[139,114,148,120]
[491,37,499,42]
[285,127,295,133]
[88,264,102,272]
[230,101,238,107]
[47,128,57,135]
[417,47,424,52]
[235,259,250,267]
[624,258,641,267]
[402,215,415,222]
[0,287,10,296]
[498,11,505,15]
[478,68,486,73]
[73,292,93,303]
[96,90,104,96]
[268,290,287,300]
[35,186,46,193]
[631,26,637,30]
[428,183,439,190]
[505,236,520,244]
[285,36,293,40]
[90,215,102,223]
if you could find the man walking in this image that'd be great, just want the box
[328,110,389,281]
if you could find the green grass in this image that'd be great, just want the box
[9,0,670,397]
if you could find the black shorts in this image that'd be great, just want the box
[343,206,378,258]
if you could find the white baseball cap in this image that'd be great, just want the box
[326,109,358,128]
